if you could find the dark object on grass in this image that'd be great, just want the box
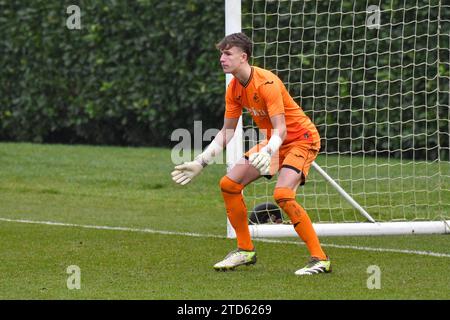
[249,202,283,224]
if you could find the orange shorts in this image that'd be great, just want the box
[245,140,320,185]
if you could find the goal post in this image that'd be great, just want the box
[225,0,244,238]
[225,0,450,237]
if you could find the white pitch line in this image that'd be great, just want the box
[0,217,224,239]
[255,238,450,258]
[1,217,449,258]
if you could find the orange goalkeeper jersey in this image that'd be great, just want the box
[225,66,320,145]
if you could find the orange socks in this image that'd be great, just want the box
[274,187,327,260]
[219,177,325,258]
[220,176,254,251]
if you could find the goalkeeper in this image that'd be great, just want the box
[171,32,331,276]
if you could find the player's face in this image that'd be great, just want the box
[220,46,247,74]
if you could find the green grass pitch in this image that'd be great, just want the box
[0,142,449,299]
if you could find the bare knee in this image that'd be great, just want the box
[226,158,261,186]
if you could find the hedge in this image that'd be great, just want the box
[0,0,225,146]
[1,0,448,161]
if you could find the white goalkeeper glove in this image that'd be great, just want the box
[171,140,223,185]
[249,134,283,175]
[249,151,271,175]
[171,160,204,185]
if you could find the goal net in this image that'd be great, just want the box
[226,0,450,236]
